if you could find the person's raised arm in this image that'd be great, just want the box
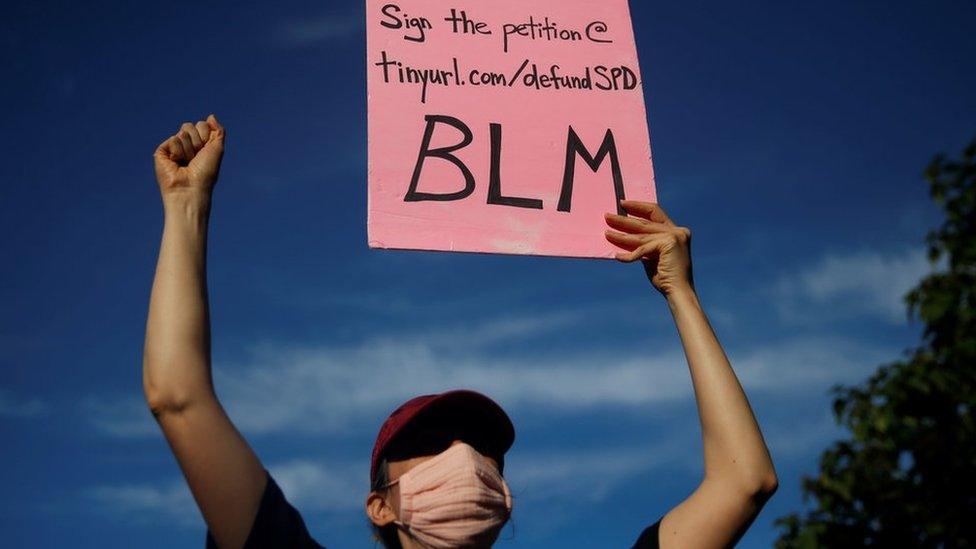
[605,201,778,548]
[144,115,266,549]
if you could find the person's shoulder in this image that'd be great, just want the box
[630,519,661,549]
[207,471,326,549]
[246,472,325,548]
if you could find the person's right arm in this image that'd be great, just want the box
[144,116,267,549]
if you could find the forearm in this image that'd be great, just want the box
[667,287,777,495]
[143,192,216,413]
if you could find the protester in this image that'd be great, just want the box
[144,116,777,548]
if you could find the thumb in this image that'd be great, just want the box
[196,114,225,162]
[187,114,226,185]
[205,114,226,147]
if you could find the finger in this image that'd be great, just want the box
[159,135,188,163]
[608,232,666,260]
[206,114,225,143]
[619,201,674,226]
[177,132,197,162]
[195,120,211,143]
[180,122,204,150]
[604,213,670,235]
[172,135,190,162]
[615,240,664,263]
[153,138,174,160]
[605,230,652,251]
[198,115,225,163]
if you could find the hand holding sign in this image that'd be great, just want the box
[367,0,656,258]
[605,202,694,297]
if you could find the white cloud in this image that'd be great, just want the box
[272,13,360,47]
[81,324,896,531]
[82,458,363,530]
[733,336,894,391]
[84,445,680,530]
[82,339,681,437]
[87,307,894,438]
[420,311,580,348]
[0,389,49,418]
[508,444,682,504]
[775,248,938,324]
[86,480,199,527]
[82,395,156,437]
[762,411,842,460]
[270,459,365,512]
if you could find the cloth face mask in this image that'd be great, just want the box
[384,442,513,548]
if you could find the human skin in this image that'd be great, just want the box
[144,116,266,549]
[369,206,780,548]
[604,204,779,547]
[144,117,776,549]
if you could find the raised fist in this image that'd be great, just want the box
[153,114,225,198]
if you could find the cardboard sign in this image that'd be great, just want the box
[367,0,656,258]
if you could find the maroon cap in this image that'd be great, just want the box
[370,390,515,484]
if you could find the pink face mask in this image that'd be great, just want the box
[384,442,513,548]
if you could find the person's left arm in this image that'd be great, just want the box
[606,201,778,548]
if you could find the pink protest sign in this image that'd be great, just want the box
[366,0,656,258]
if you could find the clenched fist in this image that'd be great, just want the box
[153,114,225,199]
[604,201,695,298]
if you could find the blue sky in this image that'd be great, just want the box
[2,0,975,547]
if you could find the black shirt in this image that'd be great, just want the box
[632,521,662,549]
[206,471,661,548]
[205,473,323,549]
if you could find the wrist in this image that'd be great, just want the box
[162,193,212,235]
[162,190,212,219]
[665,284,700,312]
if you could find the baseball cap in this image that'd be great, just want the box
[370,389,516,484]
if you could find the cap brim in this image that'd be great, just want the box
[387,390,515,459]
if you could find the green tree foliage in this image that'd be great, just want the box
[775,139,976,548]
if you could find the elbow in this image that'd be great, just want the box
[144,388,194,419]
[142,377,199,420]
[743,470,779,502]
[707,466,779,504]
[142,360,213,420]
[755,472,779,498]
